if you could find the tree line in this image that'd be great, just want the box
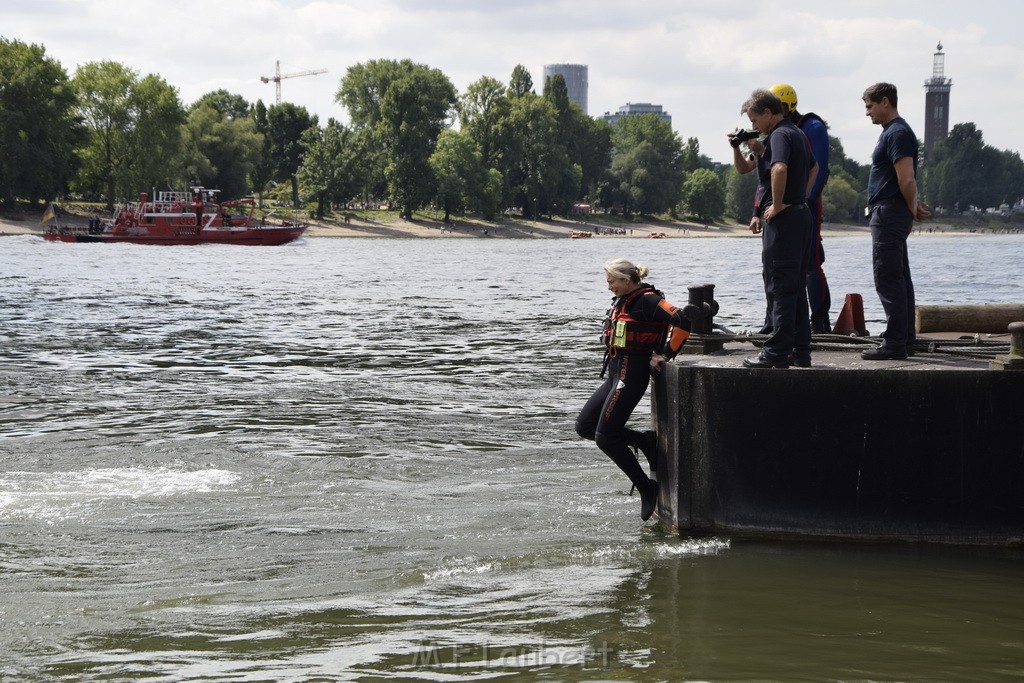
[2,37,1022,224]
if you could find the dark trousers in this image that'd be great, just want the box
[762,205,813,360]
[760,197,831,334]
[807,196,832,326]
[869,200,915,351]
[575,352,651,490]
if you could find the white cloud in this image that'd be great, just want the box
[2,0,1021,164]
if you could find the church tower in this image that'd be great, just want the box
[923,42,952,154]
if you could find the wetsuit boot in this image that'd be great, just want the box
[629,429,658,479]
[596,431,659,521]
[639,478,659,522]
[632,431,660,521]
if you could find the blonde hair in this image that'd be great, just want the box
[604,258,649,284]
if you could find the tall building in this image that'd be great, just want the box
[923,42,953,154]
[603,102,672,127]
[542,64,588,114]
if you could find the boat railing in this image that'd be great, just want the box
[156,190,193,204]
[46,218,108,235]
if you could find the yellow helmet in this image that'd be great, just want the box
[769,83,798,113]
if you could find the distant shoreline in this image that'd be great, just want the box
[1,208,1018,240]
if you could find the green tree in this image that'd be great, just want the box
[298,119,359,219]
[821,168,863,224]
[249,100,275,206]
[337,59,457,219]
[0,38,83,205]
[429,129,485,222]
[508,64,534,98]
[608,115,683,216]
[724,166,759,222]
[542,73,585,211]
[72,61,185,208]
[458,76,511,217]
[577,116,614,203]
[478,167,504,221]
[543,72,570,112]
[460,76,510,168]
[828,134,868,188]
[680,136,714,174]
[485,68,608,217]
[500,94,567,218]
[336,59,413,130]
[922,122,1024,211]
[71,60,137,209]
[379,64,457,219]
[124,74,186,195]
[268,102,318,209]
[349,127,387,207]
[192,90,250,120]
[182,100,261,200]
[680,168,725,222]
[995,151,1024,209]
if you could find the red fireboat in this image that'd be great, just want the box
[43,188,307,246]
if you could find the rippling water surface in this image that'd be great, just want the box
[2,233,1023,681]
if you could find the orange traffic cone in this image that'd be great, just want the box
[832,293,870,336]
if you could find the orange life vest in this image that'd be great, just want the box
[603,285,668,353]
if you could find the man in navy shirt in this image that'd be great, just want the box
[737,89,818,368]
[862,83,931,360]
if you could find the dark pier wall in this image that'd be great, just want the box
[653,364,1024,545]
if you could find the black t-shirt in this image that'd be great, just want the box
[766,118,813,205]
[867,116,918,204]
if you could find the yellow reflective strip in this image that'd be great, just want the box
[613,320,627,347]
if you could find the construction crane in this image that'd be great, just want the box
[260,61,327,105]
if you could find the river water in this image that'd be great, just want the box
[1,233,1023,681]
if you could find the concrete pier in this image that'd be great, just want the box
[652,334,1024,545]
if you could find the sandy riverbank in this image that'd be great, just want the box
[0,212,863,239]
[0,207,1003,240]
[300,215,876,239]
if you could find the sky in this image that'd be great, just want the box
[4,0,1022,166]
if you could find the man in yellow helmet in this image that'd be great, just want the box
[732,89,818,368]
[769,83,833,334]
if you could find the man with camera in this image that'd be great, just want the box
[731,89,818,369]
[730,113,778,338]
[731,84,832,336]
[729,127,767,236]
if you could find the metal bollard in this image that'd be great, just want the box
[683,284,723,354]
[989,321,1024,370]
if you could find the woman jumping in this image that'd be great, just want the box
[575,258,695,521]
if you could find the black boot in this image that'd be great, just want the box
[597,431,656,507]
[640,477,659,521]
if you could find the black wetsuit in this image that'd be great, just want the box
[575,349,658,490]
[575,285,691,493]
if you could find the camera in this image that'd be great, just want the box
[728,129,760,148]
